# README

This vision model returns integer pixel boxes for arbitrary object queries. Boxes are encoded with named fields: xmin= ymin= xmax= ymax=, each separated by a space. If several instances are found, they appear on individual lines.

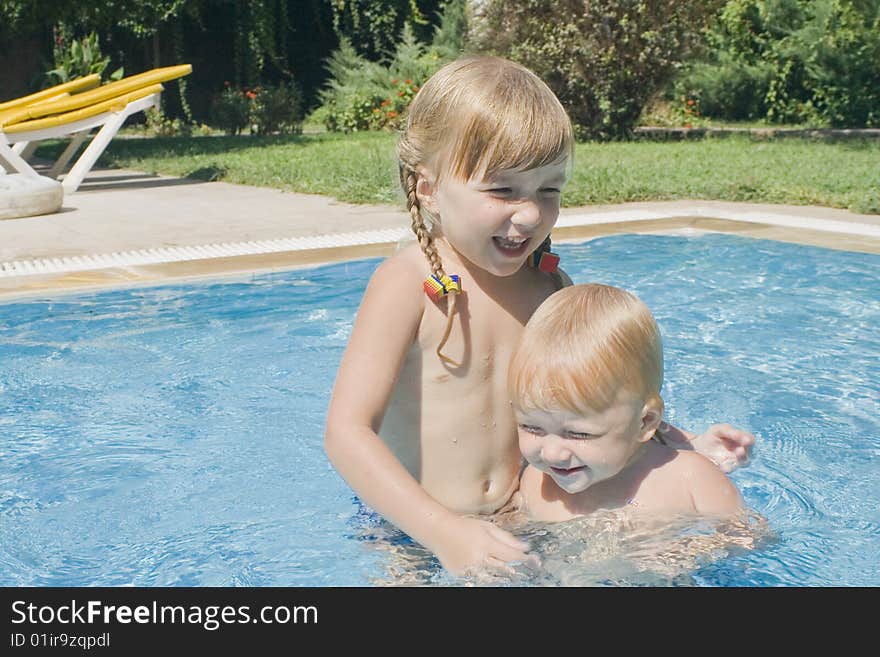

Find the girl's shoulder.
xmin=368 ymin=243 xmax=429 ymax=293
xmin=351 ymin=245 xmax=430 ymax=329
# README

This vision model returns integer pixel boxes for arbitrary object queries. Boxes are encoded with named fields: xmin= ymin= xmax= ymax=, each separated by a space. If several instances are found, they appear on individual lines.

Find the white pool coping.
xmin=556 ymin=208 xmax=880 ymax=237
xmin=2 ymin=206 xmax=879 ymax=280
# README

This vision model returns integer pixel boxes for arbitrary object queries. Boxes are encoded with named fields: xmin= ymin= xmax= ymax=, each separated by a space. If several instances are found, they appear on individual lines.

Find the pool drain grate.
xmin=0 ymin=227 xmax=409 ymax=278
xmin=2 ymin=209 xmax=878 ymax=279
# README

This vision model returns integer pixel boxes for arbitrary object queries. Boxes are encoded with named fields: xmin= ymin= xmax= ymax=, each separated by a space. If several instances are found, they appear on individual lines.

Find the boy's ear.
xmin=638 ymin=402 xmax=663 ymax=443
xmin=415 ymin=167 xmax=439 ymax=214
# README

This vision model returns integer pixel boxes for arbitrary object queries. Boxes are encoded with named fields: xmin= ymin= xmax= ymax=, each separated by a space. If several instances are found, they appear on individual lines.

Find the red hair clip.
xmin=528 ymin=242 xmax=559 ymax=273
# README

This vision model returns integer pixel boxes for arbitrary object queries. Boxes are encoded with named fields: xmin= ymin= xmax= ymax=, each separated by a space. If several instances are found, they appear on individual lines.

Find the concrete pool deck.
xmin=1 ymin=164 xmax=879 ymax=300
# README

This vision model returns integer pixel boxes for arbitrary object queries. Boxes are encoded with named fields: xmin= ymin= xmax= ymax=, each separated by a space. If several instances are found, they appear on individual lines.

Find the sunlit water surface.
xmin=1 ymin=233 xmax=877 ymax=586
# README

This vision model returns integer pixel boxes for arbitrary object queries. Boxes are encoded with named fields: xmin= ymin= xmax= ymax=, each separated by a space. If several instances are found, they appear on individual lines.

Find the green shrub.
xmin=211 ymin=81 xmax=305 ymax=135
xmin=249 ymin=82 xmax=304 ymax=135
xmin=313 ymin=23 xmax=452 ymax=133
xmin=807 ymin=1 xmax=880 ymax=127
xmin=676 ymin=0 xmax=880 ymax=127
xmin=144 ymin=107 xmax=192 ymax=137
xmin=212 ymin=85 xmax=252 ymax=135
xmin=312 ymin=39 xmax=390 ymax=132
xmin=324 ymin=92 xmax=385 ymax=132
xmin=470 ymin=0 xmax=724 ymax=140
xmin=675 ymin=55 xmax=775 ymax=121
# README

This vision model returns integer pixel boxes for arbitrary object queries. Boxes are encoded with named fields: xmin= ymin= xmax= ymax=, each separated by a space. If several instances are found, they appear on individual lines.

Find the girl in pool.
xmin=324 ymin=56 xmax=754 ymax=576
xmin=510 ymin=283 xmax=743 ymax=522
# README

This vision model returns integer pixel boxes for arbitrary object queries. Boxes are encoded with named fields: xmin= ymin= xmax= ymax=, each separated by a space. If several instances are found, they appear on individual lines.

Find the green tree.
xmin=472 ymin=0 xmax=724 ymax=140
xmin=329 ymin=0 xmax=443 ymax=59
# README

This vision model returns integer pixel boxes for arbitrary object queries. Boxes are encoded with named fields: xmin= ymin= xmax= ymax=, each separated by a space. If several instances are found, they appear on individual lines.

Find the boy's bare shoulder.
xmin=658 ymin=448 xmax=743 ymax=516
xmin=652 ymin=448 xmax=725 ymax=480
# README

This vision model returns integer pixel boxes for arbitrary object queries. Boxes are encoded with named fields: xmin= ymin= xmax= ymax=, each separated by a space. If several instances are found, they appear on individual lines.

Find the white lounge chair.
xmin=0 ymin=64 xmax=192 ymax=194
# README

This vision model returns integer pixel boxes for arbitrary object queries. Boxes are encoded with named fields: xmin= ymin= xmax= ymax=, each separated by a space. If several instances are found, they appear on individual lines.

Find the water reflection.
xmin=364 ymin=508 xmax=773 ymax=587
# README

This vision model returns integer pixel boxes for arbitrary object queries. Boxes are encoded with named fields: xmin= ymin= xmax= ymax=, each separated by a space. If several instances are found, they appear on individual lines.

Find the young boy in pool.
xmin=510 ymin=283 xmax=743 ymax=521
xmin=325 ymin=56 xmax=753 ymax=577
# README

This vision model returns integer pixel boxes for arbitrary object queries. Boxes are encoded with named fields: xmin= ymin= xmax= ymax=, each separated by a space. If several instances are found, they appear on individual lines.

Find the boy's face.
xmin=416 ymin=159 xmax=568 ymax=277
xmin=515 ymin=389 xmax=660 ymax=494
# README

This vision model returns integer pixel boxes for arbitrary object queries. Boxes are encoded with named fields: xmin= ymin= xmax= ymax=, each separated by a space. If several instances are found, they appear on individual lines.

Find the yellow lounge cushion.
xmin=0 ymin=74 xmax=101 ymax=113
xmin=2 ymin=84 xmax=164 ymax=134
xmin=0 ymin=65 xmax=191 ymax=129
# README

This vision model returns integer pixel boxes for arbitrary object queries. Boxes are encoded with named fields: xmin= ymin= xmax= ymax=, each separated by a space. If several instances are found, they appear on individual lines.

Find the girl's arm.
xmin=324 ymin=255 xmax=533 ymax=576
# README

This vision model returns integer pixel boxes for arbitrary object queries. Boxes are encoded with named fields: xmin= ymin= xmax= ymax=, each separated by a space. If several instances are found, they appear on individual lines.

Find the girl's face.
xmin=515 ymin=390 xmax=660 ymax=494
xmin=418 ymin=160 xmax=569 ymax=277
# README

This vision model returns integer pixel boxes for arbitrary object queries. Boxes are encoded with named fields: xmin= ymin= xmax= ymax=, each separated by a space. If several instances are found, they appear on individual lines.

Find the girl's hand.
xmin=433 ymin=517 xmax=539 ymax=578
xmin=689 ymin=423 xmax=756 ymax=473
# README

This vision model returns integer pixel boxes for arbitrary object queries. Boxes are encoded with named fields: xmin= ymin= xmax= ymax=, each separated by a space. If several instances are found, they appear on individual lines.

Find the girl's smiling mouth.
xmin=492 ymin=236 xmax=531 ymax=257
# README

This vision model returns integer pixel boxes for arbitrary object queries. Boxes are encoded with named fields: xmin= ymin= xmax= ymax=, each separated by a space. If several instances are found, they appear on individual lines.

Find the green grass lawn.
xmin=39 ymin=131 xmax=880 ymax=214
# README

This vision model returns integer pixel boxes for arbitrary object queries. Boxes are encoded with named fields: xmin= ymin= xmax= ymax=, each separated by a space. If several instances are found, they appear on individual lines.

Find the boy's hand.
xmin=689 ymin=423 xmax=756 ymax=473
xmin=433 ymin=517 xmax=539 ymax=577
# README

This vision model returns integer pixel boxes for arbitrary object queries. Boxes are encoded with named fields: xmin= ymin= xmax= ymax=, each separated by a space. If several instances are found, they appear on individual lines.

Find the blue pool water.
xmin=1 ymin=232 xmax=878 ymax=586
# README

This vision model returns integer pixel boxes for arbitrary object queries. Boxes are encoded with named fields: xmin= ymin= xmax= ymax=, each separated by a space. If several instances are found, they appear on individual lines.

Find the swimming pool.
xmin=1 ymin=232 xmax=877 ymax=586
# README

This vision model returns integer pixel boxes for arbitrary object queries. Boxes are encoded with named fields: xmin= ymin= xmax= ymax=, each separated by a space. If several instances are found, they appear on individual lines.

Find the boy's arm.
xmin=324 ymin=256 xmax=533 ymax=576
xmin=659 ymin=422 xmax=755 ymax=473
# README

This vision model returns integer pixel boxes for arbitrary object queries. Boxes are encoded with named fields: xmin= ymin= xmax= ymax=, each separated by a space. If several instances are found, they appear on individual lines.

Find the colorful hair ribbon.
xmin=423 ymin=273 xmax=461 ymax=302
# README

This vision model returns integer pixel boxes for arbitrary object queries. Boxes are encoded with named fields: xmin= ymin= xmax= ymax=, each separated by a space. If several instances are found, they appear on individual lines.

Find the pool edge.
xmin=1 ymin=212 xmax=878 ymax=301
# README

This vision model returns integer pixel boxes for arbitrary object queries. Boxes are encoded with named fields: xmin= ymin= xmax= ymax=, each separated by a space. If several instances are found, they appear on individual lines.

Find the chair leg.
xmin=19 ymin=142 xmax=39 ymax=160
xmin=61 ymin=112 xmax=127 ymax=193
xmin=49 ymin=131 xmax=90 ymax=178
xmin=0 ymin=140 xmax=41 ymax=178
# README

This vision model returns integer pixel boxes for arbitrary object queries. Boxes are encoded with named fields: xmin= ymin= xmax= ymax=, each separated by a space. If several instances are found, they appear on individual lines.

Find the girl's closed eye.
xmin=565 ymin=431 xmax=595 ymax=440
xmin=518 ymin=424 xmax=545 ymax=436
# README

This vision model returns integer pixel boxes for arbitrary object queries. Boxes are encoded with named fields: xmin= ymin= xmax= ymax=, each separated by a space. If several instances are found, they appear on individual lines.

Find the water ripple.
xmin=1 ymin=234 xmax=878 ymax=586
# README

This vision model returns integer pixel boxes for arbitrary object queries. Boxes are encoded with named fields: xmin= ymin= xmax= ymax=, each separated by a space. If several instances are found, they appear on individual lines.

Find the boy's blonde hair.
xmin=397 ymin=56 xmax=574 ymax=364
xmin=509 ymin=283 xmax=664 ymax=413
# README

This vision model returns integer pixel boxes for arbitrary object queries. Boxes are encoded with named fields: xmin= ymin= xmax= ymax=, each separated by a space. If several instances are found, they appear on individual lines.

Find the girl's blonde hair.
xmin=397 ymin=56 xmax=574 ymax=364
xmin=509 ymin=284 xmax=664 ymax=414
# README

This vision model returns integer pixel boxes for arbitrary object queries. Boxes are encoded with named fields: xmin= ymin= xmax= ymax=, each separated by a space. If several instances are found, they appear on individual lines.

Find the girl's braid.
xmin=403 ymin=166 xmax=445 ymax=279
xmin=401 ymin=164 xmax=461 ymax=367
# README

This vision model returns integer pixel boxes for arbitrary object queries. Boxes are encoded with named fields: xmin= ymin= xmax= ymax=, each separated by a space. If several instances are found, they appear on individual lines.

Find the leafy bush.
xmin=675 ymin=0 xmax=880 ymax=127
xmin=211 ymin=81 xmax=305 ymax=135
xmin=212 ymin=85 xmax=252 ymax=135
xmin=675 ymin=54 xmax=775 ymax=122
xmin=313 ymin=40 xmax=389 ymax=132
xmin=144 ymin=107 xmax=192 ymax=137
xmin=471 ymin=0 xmax=724 ymax=140
xmin=45 ymin=26 xmax=123 ymax=86
xmin=313 ymin=23 xmax=452 ymax=133
xmin=249 ymin=82 xmax=304 ymax=135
